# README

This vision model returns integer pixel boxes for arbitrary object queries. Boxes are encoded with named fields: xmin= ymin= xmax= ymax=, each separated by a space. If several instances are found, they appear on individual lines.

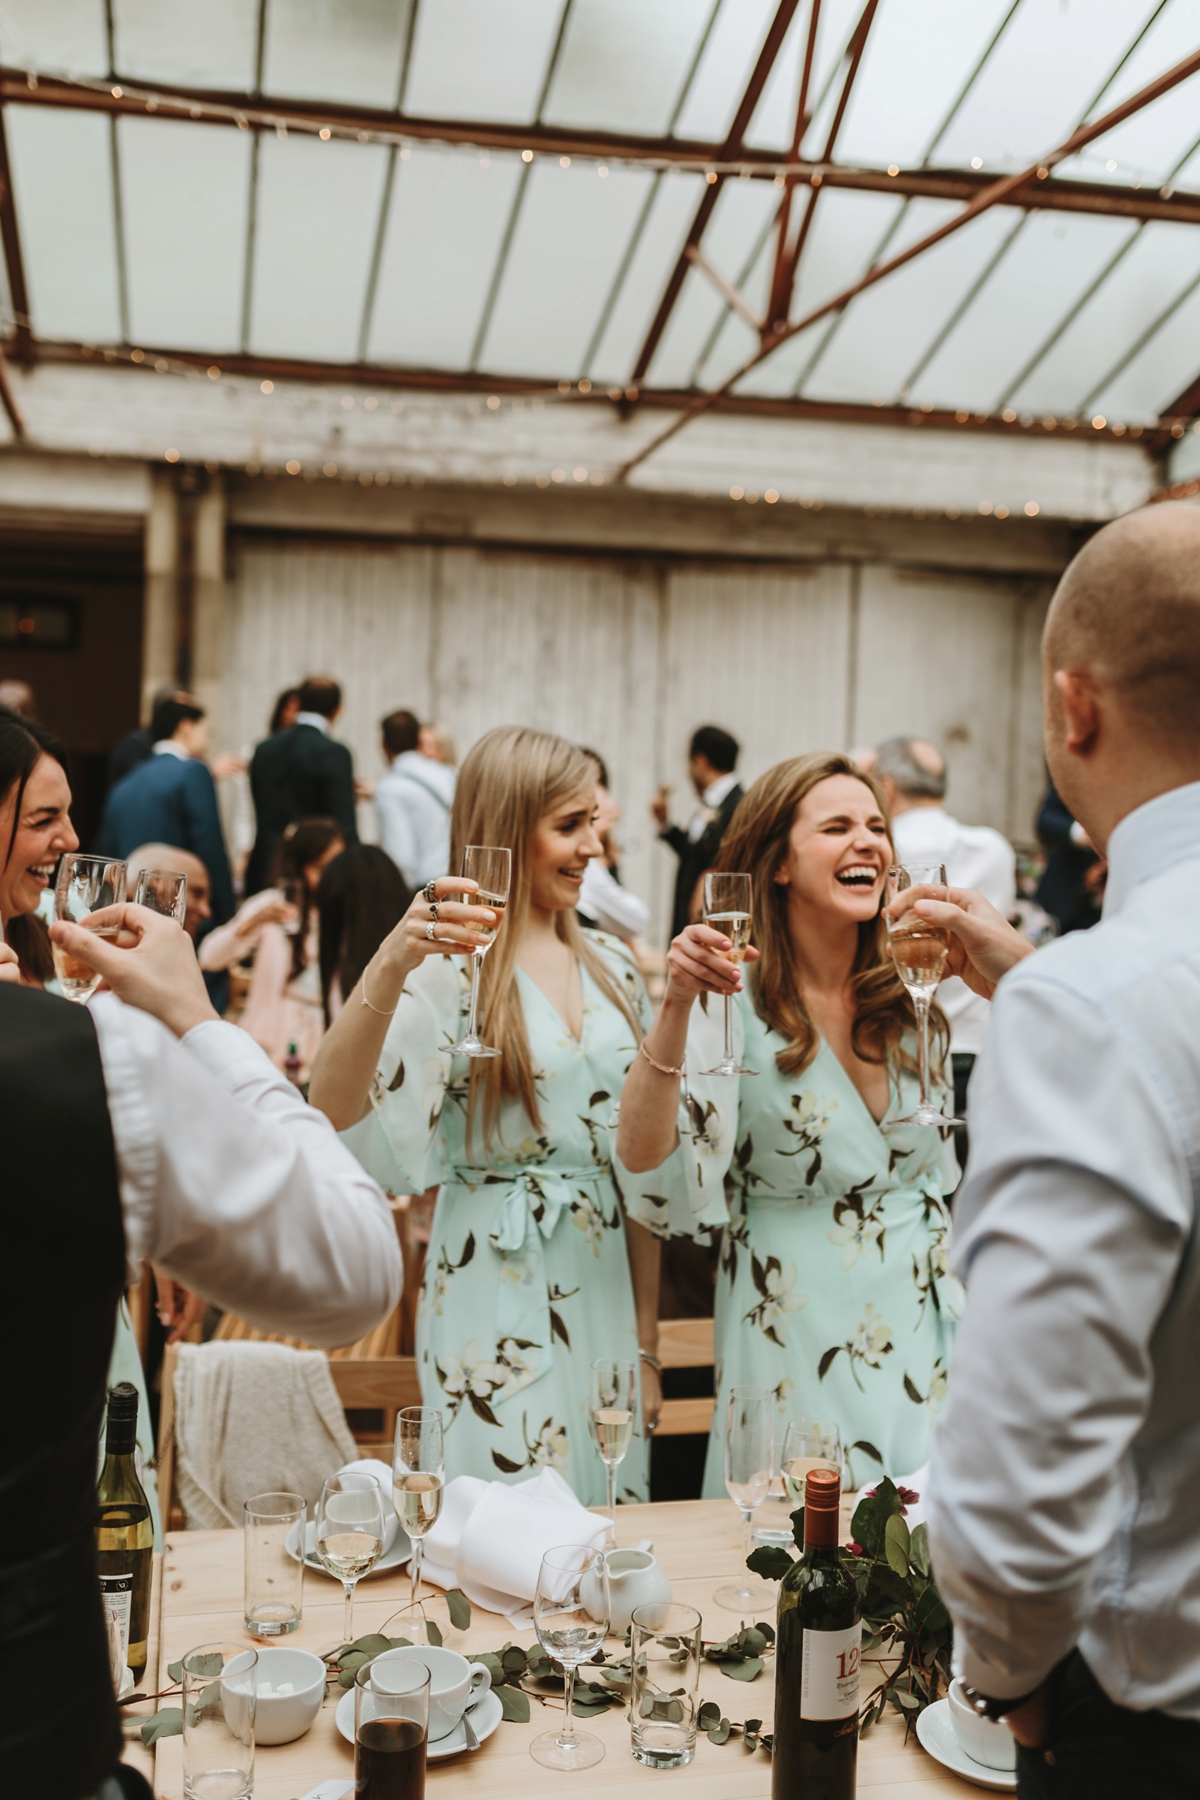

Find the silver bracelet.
xmin=638 ymin=1348 xmax=662 ymax=1373
xmin=360 ymin=967 xmax=398 ymax=1018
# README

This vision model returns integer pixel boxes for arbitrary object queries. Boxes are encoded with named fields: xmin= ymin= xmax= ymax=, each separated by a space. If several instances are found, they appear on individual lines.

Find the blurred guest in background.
xmin=316 ymin=842 xmax=411 ymax=1024
xmin=0 ymin=679 xmax=35 ymax=716
xmin=652 ymin=724 xmax=743 ymax=939
xmin=1035 ymin=778 xmax=1102 ymax=933
xmin=268 ymin=685 xmax=302 ymax=736
xmin=99 ymin=696 xmax=234 ymax=924
xmin=419 ymin=720 xmax=457 ymax=766
xmin=246 ymin=676 xmax=357 ymax=893
xmin=125 ymin=843 xmax=211 ymax=943
xmin=374 ymin=708 xmax=456 ymax=889
xmin=577 ymin=748 xmax=651 ymax=944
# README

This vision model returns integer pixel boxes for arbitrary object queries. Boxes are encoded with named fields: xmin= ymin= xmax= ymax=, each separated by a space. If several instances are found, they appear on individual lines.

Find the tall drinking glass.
xmin=355 ymin=1656 xmax=430 ymax=1800
xmin=714 ymin=1385 xmax=774 ymax=1611
xmin=134 ymin=868 xmax=188 ymax=925
xmin=447 ymin=845 xmax=511 ymax=1057
xmin=243 ymin=1492 xmax=305 ymax=1636
xmin=530 ymin=1545 xmax=610 ymax=1771
xmin=630 ymin=1600 xmax=703 ymax=1768
xmin=181 ymin=1641 xmax=256 ymax=1800
xmin=52 ymin=854 xmax=126 ymax=1001
xmin=315 ymin=1472 xmax=385 ymax=1643
xmin=393 ymin=1406 xmax=445 ymax=1610
xmin=885 ymin=862 xmax=964 ymax=1128
xmin=700 ymin=871 xmax=755 ymax=1077
xmin=588 ymin=1357 xmax=636 ymax=1541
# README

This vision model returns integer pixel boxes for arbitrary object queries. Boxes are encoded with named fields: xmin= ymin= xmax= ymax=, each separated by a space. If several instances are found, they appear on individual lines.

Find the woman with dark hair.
xmin=316 ymin=843 xmax=411 ymax=1024
xmin=617 ymin=752 xmax=961 ymax=1494
xmin=269 ymin=687 xmax=302 ymax=736
xmin=0 ymin=705 xmax=77 ymax=984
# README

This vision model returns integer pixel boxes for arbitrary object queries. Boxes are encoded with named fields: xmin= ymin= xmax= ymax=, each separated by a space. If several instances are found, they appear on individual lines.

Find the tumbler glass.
xmin=181 ymin=1641 xmax=256 ymax=1800
xmin=243 ymin=1492 xmax=305 ymax=1636
xmin=133 ymin=867 xmax=188 ymax=925
xmin=355 ymin=1655 xmax=430 ymax=1800
xmin=630 ymin=1601 xmax=703 ymax=1769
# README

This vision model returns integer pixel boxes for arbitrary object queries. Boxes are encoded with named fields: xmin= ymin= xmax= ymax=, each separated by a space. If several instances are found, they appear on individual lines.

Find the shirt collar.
xmin=1102 ymin=780 xmax=1200 ymax=919
xmin=295 ymin=711 xmax=331 ymax=736
xmin=702 ymin=772 xmax=738 ymax=808
xmin=152 ymin=739 xmax=190 ymax=760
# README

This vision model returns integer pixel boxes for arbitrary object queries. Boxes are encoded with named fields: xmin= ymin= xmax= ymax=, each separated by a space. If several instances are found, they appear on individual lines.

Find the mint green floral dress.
xmin=616 ymin=986 xmax=962 ymax=1495
xmin=359 ymin=935 xmax=652 ymax=1507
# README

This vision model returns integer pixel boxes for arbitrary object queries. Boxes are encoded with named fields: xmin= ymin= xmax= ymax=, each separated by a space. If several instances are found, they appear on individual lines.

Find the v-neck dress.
xmin=615 ymin=986 xmax=962 ymax=1493
xmin=360 ymin=934 xmax=652 ymax=1506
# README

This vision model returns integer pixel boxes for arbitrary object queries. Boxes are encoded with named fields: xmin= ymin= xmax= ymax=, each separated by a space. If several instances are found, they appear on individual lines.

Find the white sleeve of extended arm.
xmin=375 ymin=785 xmax=421 ymax=889
xmin=91 ymin=996 xmax=402 ymax=1349
xmin=926 ymin=972 xmax=1188 ymax=1698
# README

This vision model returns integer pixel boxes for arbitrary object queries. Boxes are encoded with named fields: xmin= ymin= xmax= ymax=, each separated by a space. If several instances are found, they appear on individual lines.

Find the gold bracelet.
xmin=639 ymin=1041 xmax=685 ymax=1078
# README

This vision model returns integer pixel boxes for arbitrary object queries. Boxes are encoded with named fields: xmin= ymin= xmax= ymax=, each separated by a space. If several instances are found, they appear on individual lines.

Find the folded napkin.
xmin=422 ymin=1468 xmax=608 ymax=1625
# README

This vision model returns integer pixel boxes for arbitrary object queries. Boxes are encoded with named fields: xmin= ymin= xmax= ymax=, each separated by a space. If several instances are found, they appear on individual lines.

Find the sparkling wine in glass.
xmin=885 ymin=862 xmax=963 ymax=1128
xmin=315 ymin=1471 xmax=385 ymax=1643
xmin=715 ymin=1385 xmax=775 ymax=1611
xmin=700 ymin=871 xmax=756 ymax=1077
xmin=781 ymin=1417 xmax=844 ymax=1526
xmin=52 ymin=854 xmax=126 ymax=1002
xmin=393 ymin=1405 xmax=445 ymax=1611
xmin=530 ymin=1545 xmax=610 ymax=1771
xmin=588 ymin=1358 xmax=636 ymax=1542
xmin=133 ymin=868 xmax=187 ymax=925
xmin=447 ymin=845 xmax=511 ymax=1058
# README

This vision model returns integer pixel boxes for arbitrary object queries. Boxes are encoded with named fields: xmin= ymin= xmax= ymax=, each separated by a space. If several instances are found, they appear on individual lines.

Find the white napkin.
xmin=420 ymin=1468 xmax=608 ymax=1626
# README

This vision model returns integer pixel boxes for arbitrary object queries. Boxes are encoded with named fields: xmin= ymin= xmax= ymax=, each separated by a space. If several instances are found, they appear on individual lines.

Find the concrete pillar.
xmin=141 ymin=469 xmax=179 ymax=722
xmin=191 ymin=475 xmax=227 ymax=747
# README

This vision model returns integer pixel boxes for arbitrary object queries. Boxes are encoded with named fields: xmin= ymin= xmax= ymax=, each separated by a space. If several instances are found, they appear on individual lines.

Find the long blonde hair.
xmin=716 ymin=751 xmax=945 ymax=1078
xmin=451 ymin=726 xmax=643 ymax=1149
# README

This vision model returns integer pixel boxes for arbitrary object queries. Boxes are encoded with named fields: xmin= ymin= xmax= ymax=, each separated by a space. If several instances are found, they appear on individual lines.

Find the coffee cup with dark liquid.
xmin=355 ymin=1657 xmax=430 ymax=1799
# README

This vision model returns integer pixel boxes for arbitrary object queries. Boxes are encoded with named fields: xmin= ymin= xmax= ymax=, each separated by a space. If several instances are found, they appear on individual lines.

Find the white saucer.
xmin=334 ymin=1683 xmax=503 ymax=1759
xmin=915 ymin=1698 xmax=1017 ymax=1791
xmin=286 ymin=1519 xmax=411 ymax=1582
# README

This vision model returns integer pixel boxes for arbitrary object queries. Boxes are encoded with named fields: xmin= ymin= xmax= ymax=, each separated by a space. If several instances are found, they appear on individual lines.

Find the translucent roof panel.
xmin=111 ymin=0 xmax=259 ymax=91
xmin=5 ymin=104 xmax=121 ymax=343
xmin=261 ymin=0 xmax=416 ymax=110
xmin=367 ymin=149 xmax=522 ymax=370
xmin=403 ymin=0 xmax=565 ymax=124
xmin=481 ymin=159 xmax=663 ymax=378
xmin=646 ymin=177 xmax=779 ymax=387
xmin=247 ymin=134 xmax=391 ymax=362
xmin=585 ymin=172 xmax=707 ymax=384
xmin=0 ymin=0 xmax=108 ymax=77
xmin=119 ymin=117 xmax=250 ymax=352
xmin=1089 ymin=272 xmax=1200 ymax=420
xmin=542 ymin=0 xmax=717 ymax=137
xmin=1053 ymin=1 xmax=1200 ymax=189
xmin=672 ymin=0 xmax=778 ymax=143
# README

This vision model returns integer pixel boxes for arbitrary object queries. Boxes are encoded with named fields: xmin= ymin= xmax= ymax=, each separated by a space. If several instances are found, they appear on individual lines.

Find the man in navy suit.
xmin=100 ymin=698 xmax=234 ymax=923
xmin=245 ymin=675 xmax=358 ymax=893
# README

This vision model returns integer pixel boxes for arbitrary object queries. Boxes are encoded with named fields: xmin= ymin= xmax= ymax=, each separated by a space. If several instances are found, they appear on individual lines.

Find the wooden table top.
xmin=148 ymin=1498 xmax=979 ymax=1798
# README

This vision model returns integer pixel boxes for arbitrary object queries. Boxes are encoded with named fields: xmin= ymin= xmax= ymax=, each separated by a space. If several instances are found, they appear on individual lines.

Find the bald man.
xmin=126 ymin=843 xmax=211 ymax=941
xmin=923 ymin=502 xmax=1200 ymax=1798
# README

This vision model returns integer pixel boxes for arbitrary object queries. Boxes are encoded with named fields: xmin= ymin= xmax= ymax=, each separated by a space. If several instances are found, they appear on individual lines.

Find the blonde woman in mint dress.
xmin=310 ymin=727 xmax=660 ymax=1507
xmin=617 ymin=752 xmax=961 ymax=1494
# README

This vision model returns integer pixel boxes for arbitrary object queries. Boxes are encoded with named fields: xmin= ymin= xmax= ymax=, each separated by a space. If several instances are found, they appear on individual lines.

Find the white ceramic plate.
xmin=915 ymin=1698 xmax=1017 ymax=1791
xmin=285 ymin=1518 xmax=411 ymax=1581
xmin=335 ymin=1683 xmax=503 ymax=1760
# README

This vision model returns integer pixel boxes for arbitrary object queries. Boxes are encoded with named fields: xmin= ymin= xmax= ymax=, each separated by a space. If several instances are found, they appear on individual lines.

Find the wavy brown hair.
xmin=715 ymin=751 xmax=945 ymax=1079
xmin=452 ymin=725 xmax=642 ymax=1150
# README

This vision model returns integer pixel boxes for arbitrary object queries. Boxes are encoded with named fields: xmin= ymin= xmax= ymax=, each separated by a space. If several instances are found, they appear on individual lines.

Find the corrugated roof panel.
xmin=543 ymin=0 xmax=716 ymax=137
xmin=647 ymin=177 xmax=778 ymax=386
xmin=403 ymin=0 xmax=565 ymax=125
xmin=111 ymin=0 xmax=259 ymax=90
xmin=262 ymin=0 xmax=415 ymax=109
xmin=585 ymin=172 xmax=707 ymax=384
xmin=0 ymin=0 xmax=107 ymax=76
xmin=1088 ymin=274 xmax=1200 ymax=419
xmin=6 ymin=103 xmax=121 ymax=342
xmin=672 ymin=0 xmax=778 ymax=143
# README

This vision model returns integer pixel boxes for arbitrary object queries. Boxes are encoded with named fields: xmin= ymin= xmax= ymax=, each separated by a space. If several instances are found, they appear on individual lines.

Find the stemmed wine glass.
xmin=315 ymin=1471 xmax=386 ymax=1643
xmin=588 ymin=1358 xmax=636 ymax=1542
xmin=700 ymin=871 xmax=756 ymax=1077
xmin=781 ymin=1417 xmax=844 ymax=1512
xmin=885 ymin=862 xmax=964 ymax=1128
xmin=714 ymin=1385 xmax=775 ymax=1611
xmin=393 ymin=1405 xmax=445 ymax=1610
xmin=530 ymin=1545 xmax=611 ymax=1771
xmin=52 ymin=854 xmax=127 ymax=1001
xmin=448 ymin=845 xmax=511 ymax=1057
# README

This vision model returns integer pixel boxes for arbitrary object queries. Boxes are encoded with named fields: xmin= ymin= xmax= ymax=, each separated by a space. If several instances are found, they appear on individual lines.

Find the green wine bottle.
xmin=772 ymin=1466 xmax=860 ymax=1798
xmin=96 ymin=1382 xmax=154 ymax=1678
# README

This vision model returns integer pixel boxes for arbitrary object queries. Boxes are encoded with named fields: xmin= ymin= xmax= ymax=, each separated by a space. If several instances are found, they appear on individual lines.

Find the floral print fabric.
xmin=363 ymin=936 xmax=652 ymax=1506
xmin=616 ymin=988 xmax=962 ymax=1493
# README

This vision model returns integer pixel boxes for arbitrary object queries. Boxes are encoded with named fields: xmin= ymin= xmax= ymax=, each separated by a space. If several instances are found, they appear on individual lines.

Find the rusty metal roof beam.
xmin=0 ymin=106 xmax=31 ymax=365
xmin=765 ymin=0 xmax=823 ymax=336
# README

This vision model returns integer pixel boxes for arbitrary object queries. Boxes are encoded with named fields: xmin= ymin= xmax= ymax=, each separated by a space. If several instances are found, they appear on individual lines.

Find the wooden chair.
xmin=655 ymin=1317 xmax=715 ymax=1437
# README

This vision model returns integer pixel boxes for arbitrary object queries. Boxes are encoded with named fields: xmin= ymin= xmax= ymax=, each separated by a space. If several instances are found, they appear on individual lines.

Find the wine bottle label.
xmin=99 ymin=1572 xmax=133 ymax=1666
xmin=800 ymin=1622 xmax=861 ymax=1720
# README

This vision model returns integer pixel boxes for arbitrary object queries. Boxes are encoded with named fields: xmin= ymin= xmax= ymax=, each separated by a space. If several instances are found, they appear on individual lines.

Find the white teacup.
xmin=372 ymin=1644 xmax=491 ymax=1742
xmin=947 ymin=1678 xmax=1017 ymax=1771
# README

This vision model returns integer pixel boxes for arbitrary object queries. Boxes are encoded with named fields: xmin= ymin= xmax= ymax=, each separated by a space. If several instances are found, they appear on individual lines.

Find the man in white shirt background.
xmin=872 ymin=734 xmax=1016 ymax=1154
xmin=374 ymin=708 xmax=456 ymax=891
xmin=914 ymin=500 xmax=1200 ymax=1797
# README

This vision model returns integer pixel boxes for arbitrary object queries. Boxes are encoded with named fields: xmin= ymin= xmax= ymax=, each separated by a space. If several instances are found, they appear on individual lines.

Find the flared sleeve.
xmin=614 ymin=991 xmax=739 ymax=1243
xmin=364 ymin=954 xmax=467 ymax=1194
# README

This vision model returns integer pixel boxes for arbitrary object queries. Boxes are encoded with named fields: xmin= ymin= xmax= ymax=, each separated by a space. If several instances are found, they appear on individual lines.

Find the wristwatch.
xmin=960 ymin=1682 xmax=1040 ymax=1723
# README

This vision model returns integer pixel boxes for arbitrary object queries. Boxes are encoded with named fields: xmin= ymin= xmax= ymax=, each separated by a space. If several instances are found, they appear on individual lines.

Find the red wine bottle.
xmin=771 ymin=1466 xmax=860 ymax=1798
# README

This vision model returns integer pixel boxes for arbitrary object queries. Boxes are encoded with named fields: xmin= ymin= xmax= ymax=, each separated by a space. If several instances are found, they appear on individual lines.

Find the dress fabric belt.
xmin=449 ymin=1163 xmax=611 ymax=1396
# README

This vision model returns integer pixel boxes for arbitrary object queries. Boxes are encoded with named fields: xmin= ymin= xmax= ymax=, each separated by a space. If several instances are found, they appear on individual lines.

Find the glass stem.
xmin=343 ymin=1581 xmax=355 ymax=1643
xmin=723 ymin=993 xmax=734 ymax=1067
xmin=741 ymin=1507 xmax=753 ymax=1571
xmin=606 ymin=1461 xmax=617 ymax=1541
xmin=466 ymin=954 xmax=482 ymax=1043
xmin=915 ymin=994 xmax=930 ymax=1110
xmin=410 ymin=1536 xmax=422 ymax=1609
xmin=560 ymin=1664 xmax=578 ymax=1747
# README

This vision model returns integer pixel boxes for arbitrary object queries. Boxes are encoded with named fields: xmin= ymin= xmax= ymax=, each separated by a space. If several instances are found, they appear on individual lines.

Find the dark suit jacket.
xmin=1035 ymin=781 xmax=1100 ymax=934
xmin=245 ymin=722 xmax=358 ymax=893
xmin=99 ymin=751 xmax=234 ymax=922
xmin=660 ymin=782 xmax=744 ymax=941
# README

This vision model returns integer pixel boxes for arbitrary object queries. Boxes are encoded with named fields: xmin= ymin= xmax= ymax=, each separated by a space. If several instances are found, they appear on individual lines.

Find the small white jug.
xmin=583 ymin=1540 xmax=673 ymax=1634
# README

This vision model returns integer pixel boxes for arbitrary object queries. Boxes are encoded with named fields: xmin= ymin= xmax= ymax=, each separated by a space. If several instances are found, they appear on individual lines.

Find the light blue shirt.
xmin=929 ymin=781 xmax=1200 ymax=1718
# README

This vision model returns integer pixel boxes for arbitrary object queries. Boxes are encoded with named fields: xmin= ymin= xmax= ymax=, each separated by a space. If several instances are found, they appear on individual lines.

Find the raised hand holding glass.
xmin=700 ymin=871 xmax=756 ymax=1077
xmin=52 ymin=854 xmax=126 ymax=1001
xmin=885 ymin=862 xmax=963 ymax=1128
xmin=447 ymin=845 xmax=511 ymax=1057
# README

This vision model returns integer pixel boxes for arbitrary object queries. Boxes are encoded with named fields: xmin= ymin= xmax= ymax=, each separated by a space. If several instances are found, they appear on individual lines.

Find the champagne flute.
xmin=588 ymin=1357 xmax=636 ymax=1542
xmin=781 ymin=1417 xmax=843 ymax=1533
xmin=447 ymin=845 xmax=511 ymax=1057
xmin=885 ymin=861 xmax=964 ymax=1128
xmin=315 ymin=1471 xmax=385 ymax=1644
xmin=393 ymin=1405 xmax=444 ymax=1611
xmin=700 ymin=871 xmax=756 ymax=1077
xmin=52 ymin=854 xmax=126 ymax=1001
xmin=714 ymin=1385 xmax=775 ymax=1611
xmin=530 ymin=1545 xmax=610 ymax=1771
xmin=133 ymin=868 xmax=187 ymax=925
